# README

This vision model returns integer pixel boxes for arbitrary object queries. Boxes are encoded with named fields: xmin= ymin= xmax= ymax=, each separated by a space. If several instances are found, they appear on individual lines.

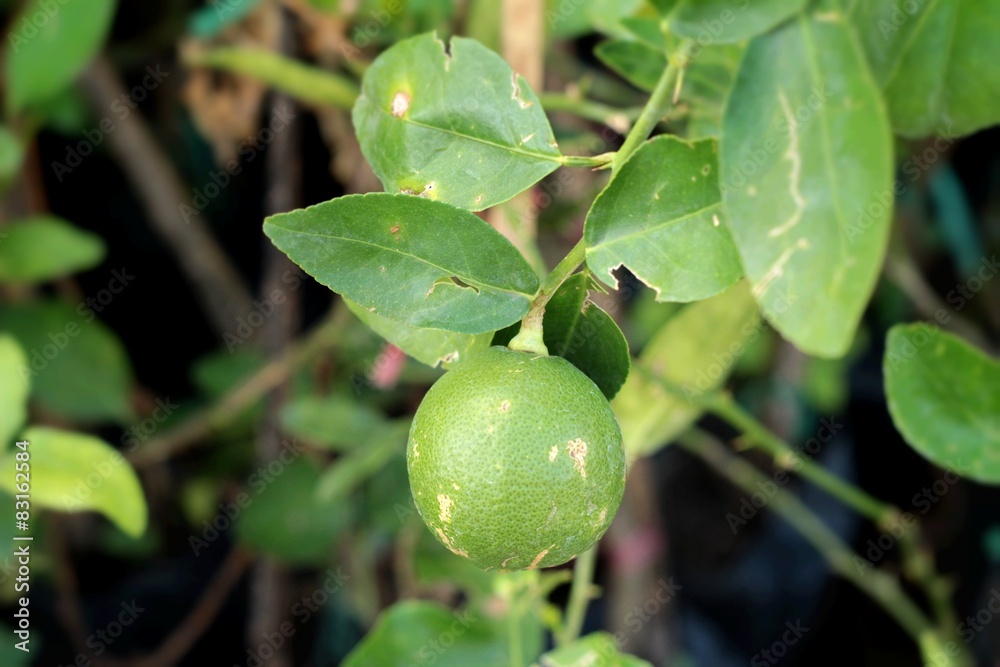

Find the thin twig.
xmin=556 ymin=545 xmax=597 ymax=647
xmin=77 ymin=56 xmax=255 ymax=339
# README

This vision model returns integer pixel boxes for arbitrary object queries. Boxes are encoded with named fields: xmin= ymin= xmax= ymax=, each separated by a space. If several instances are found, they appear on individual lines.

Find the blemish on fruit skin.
xmin=528 ymin=545 xmax=555 ymax=570
xmin=391 ymin=91 xmax=410 ymax=117
xmin=548 ymin=445 xmax=559 ymax=461
xmin=412 ymin=441 xmax=419 ymax=458
xmin=435 ymin=526 xmax=451 ymax=547
xmin=598 ymin=508 xmax=607 ymax=525
xmin=437 ymin=494 xmax=453 ymax=523
xmin=501 ymin=555 xmax=516 ymax=569
xmin=500 ymin=400 xmax=511 ymax=412
xmin=566 ymin=438 xmax=588 ymax=478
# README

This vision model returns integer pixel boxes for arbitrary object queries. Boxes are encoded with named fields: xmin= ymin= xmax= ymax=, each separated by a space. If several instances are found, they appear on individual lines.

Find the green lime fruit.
xmin=407 ymin=346 xmax=626 ymax=571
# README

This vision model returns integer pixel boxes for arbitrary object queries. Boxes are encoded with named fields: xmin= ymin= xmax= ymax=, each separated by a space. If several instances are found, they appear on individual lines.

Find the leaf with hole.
xmin=264 ymin=193 xmax=540 ymax=334
xmin=345 ymin=297 xmax=492 ymax=369
xmin=0 ymin=427 xmax=147 ymax=537
xmin=884 ymin=324 xmax=1000 ymax=485
xmin=613 ymin=282 xmax=759 ymax=458
xmin=586 ymin=136 xmax=742 ymax=302
xmin=720 ymin=3 xmax=893 ymax=358
xmin=353 ymin=32 xmax=562 ymax=211
xmin=851 ymin=0 xmax=1000 ymax=138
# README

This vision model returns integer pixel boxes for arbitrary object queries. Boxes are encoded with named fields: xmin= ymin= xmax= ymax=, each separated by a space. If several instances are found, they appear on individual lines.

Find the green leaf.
xmin=187 ymin=0 xmax=262 ymax=38
xmin=536 ymin=632 xmax=653 ymax=667
xmin=316 ymin=421 xmax=408 ymax=501
xmin=345 ymin=297 xmax=492 ymax=369
xmin=850 ymin=0 xmax=1000 ymax=138
xmin=185 ymin=47 xmax=358 ymax=110
xmin=884 ymin=324 xmax=1000 ymax=485
xmin=0 ymin=335 xmax=29 ymax=445
xmin=0 ymin=427 xmax=147 ymax=537
xmin=542 ymin=274 xmax=630 ymax=400
xmin=676 ymin=43 xmax=744 ymax=139
xmin=0 ymin=126 xmax=24 ymax=183
xmin=5 ymin=0 xmax=117 ymax=113
xmin=353 ymin=32 xmax=562 ymax=211
xmin=342 ymin=601 xmax=507 ymax=667
xmin=595 ymin=40 xmax=665 ymax=92
xmin=586 ymin=135 xmax=742 ymax=302
xmin=613 ymin=282 xmax=759 ymax=458
xmin=620 ymin=17 xmax=667 ymax=49
xmin=264 ymin=193 xmax=540 ymax=334
xmin=235 ymin=458 xmax=350 ymax=564
xmin=670 ymin=0 xmax=806 ymax=44
xmin=720 ymin=5 xmax=893 ymax=358
xmin=0 ymin=216 xmax=105 ymax=283
xmin=280 ymin=394 xmax=385 ymax=451
xmin=0 ymin=626 xmax=31 ymax=666
xmin=0 ymin=301 xmax=134 ymax=422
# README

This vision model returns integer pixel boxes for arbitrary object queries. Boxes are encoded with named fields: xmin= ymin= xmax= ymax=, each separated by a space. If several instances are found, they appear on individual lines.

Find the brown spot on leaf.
xmin=391 ymin=91 xmax=410 ymax=117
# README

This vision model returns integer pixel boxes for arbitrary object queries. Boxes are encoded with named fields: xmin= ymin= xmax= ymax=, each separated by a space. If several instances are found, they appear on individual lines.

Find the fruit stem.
xmin=611 ymin=39 xmax=693 ymax=177
xmin=508 ymin=238 xmax=587 ymax=356
xmin=556 ymin=544 xmax=598 ymax=647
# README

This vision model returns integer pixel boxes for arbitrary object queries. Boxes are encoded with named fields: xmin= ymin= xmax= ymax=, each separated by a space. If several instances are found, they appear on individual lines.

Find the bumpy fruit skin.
xmin=407 ymin=346 xmax=626 ymax=571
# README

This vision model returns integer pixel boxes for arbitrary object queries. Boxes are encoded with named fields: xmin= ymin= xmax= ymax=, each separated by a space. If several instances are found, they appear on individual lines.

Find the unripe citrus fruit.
xmin=407 ymin=346 xmax=626 ymax=570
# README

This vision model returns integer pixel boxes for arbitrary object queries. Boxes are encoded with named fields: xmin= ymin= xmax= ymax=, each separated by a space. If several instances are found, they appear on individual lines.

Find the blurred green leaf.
xmin=670 ymin=0 xmax=805 ymax=44
xmin=342 ymin=600 xmax=507 ymax=667
xmin=0 ymin=335 xmax=28 ymax=445
xmin=0 ymin=625 xmax=31 ymax=666
xmin=280 ymin=394 xmax=385 ymax=451
xmin=264 ymin=193 xmax=540 ymax=334
xmin=885 ymin=324 xmax=1000 ymax=484
xmin=619 ymin=17 xmax=666 ymax=49
xmin=316 ymin=421 xmax=408 ymax=501
xmin=353 ymin=33 xmax=561 ymax=211
xmin=851 ymin=0 xmax=1000 ymax=138
xmin=346 ymin=297 xmax=492 ymax=369
xmin=595 ymin=40 xmax=664 ymax=91
xmin=586 ymin=136 xmax=742 ymax=302
xmin=187 ymin=0 xmax=262 ymax=38
xmin=0 ymin=426 xmax=147 ymax=537
xmin=536 ymin=632 xmax=653 ymax=666
xmin=5 ymin=0 xmax=117 ymax=113
xmin=542 ymin=274 xmax=630 ymax=400
xmin=0 ymin=301 xmax=134 ymax=422
xmin=185 ymin=47 xmax=358 ymax=109
xmin=613 ymin=282 xmax=759 ymax=457
xmin=720 ymin=2 xmax=893 ymax=358
xmin=677 ymin=43 xmax=744 ymax=139
xmin=0 ymin=126 xmax=23 ymax=183
xmin=236 ymin=457 xmax=350 ymax=564
xmin=0 ymin=216 xmax=105 ymax=283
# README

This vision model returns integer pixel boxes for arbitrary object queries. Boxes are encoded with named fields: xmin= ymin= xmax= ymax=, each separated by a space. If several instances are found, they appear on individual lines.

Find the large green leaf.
xmin=265 ymin=194 xmax=539 ymax=334
xmin=850 ymin=0 xmax=1000 ymax=138
xmin=235 ymin=458 xmax=350 ymax=564
xmin=586 ymin=136 xmax=742 ymax=302
xmin=0 ymin=301 xmax=134 ymax=422
xmin=353 ymin=33 xmax=562 ymax=211
xmin=537 ymin=632 xmax=653 ymax=667
xmin=279 ymin=394 xmax=385 ymax=451
xmin=0 ymin=336 xmax=29 ymax=445
xmin=345 ymin=297 xmax=492 ymax=369
xmin=542 ymin=273 xmax=630 ymax=400
xmin=342 ymin=601 xmax=507 ymax=667
xmin=885 ymin=324 xmax=1000 ymax=484
xmin=670 ymin=0 xmax=806 ymax=43
xmin=0 ymin=217 xmax=105 ymax=283
xmin=613 ymin=282 xmax=759 ymax=458
xmin=720 ymin=4 xmax=893 ymax=358
xmin=0 ymin=427 xmax=147 ymax=537
xmin=184 ymin=47 xmax=358 ymax=109
xmin=5 ymin=0 xmax=117 ymax=113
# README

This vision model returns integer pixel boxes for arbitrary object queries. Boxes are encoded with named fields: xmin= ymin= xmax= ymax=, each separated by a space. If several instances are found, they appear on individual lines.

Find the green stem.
xmin=611 ymin=40 xmax=692 ymax=177
xmin=559 ymin=154 xmax=617 ymax=168
xmin=556 ymin=545 xmax=597 ymax=647
xmin=677 ymin=431 xmax=939 ymax=646
xmin=508 ymin=239 xmax=587 ymax=356
xmin=508 ymin=599 xmax=524 ymax=667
